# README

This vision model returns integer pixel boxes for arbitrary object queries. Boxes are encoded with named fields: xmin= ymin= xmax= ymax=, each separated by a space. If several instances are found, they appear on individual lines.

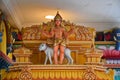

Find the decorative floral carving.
xmin=22 ymin=21 xmax=95 ymax=41
xmin=19 ymin=66 xmax=32 ymax=80
xmin=22 ymin=25 xmax=41 ymax=40
xmin=75 ymin=26 xmax=95 ymax=41
xmin=82 ymin=67 xmax=97 ymax=80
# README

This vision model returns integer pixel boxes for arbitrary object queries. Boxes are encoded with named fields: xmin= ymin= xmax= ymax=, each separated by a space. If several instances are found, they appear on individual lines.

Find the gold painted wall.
xmin=22 ymin=43 xmax=87 ymax=65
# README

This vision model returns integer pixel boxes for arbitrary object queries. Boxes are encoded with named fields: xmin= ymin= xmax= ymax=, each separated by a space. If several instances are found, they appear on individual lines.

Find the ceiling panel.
xmin=1 ymin=0 xmax=120 ymax=28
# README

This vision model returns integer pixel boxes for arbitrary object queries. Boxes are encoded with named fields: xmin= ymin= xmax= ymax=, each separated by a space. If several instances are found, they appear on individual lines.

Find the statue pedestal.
xmin=13 ymin=47 xmax=32 ymax=65
xmin=2 ymin=65 xmax=113 ymax=80
xmin=85 ymin=51 xmax=103 ymax=65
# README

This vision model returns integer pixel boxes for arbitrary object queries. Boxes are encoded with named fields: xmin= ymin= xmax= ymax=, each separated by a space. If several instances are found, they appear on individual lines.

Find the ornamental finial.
xmin=54 ymin=11 xmax=62 ymax=21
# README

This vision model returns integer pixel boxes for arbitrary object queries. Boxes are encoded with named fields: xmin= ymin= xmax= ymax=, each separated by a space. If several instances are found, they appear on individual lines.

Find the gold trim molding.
xmin=2 ymin=65 xmax=114 ymax=80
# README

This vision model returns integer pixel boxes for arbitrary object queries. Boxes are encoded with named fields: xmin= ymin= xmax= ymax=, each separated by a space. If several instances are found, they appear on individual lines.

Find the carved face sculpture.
xmin=54 ymin=11 xmax=62 ymax=27
xmin=55 ymin=20 xmax=61 ymax=26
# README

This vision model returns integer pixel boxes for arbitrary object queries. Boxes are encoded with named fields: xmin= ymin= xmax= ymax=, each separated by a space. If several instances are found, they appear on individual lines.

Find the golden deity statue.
xmin=42 ymin=11 xmax=74 ymax=64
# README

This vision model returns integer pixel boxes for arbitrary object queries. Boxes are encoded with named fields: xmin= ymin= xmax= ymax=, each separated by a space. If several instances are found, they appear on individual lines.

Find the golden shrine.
xmin=1 ymin=17 xmax=114 ymax=80
xmin=13 ymin=47 xmax=32 ymax=65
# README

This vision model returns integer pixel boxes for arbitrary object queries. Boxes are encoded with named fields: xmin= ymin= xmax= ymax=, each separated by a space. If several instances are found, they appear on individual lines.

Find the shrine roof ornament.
xmin=54 ymin=11 xmax=62 ymax=21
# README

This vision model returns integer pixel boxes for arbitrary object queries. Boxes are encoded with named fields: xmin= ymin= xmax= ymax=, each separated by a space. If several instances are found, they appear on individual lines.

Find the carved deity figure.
xmin=42 ymin=12 xmax=74 ymax=64
xmin=113 ymin=28 xmax=120 ymax=50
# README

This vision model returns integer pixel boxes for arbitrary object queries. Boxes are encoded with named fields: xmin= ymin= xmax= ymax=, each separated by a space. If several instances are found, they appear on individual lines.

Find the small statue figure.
xmin=42 ymin=11 xmax=74 ymax=64
xmin=113 ymin=28 xmax=120 ymax=50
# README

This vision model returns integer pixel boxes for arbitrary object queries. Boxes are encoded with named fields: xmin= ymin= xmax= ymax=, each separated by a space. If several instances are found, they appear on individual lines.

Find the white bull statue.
xmin=39 ymin=43 xmax=73 ymax=65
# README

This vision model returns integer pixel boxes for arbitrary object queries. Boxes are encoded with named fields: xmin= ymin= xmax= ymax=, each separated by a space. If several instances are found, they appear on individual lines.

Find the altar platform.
xmin=2 ymin=65 xmax=114 ymax=80
xmin=1 ymin=22 xmax=115 ymax=80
